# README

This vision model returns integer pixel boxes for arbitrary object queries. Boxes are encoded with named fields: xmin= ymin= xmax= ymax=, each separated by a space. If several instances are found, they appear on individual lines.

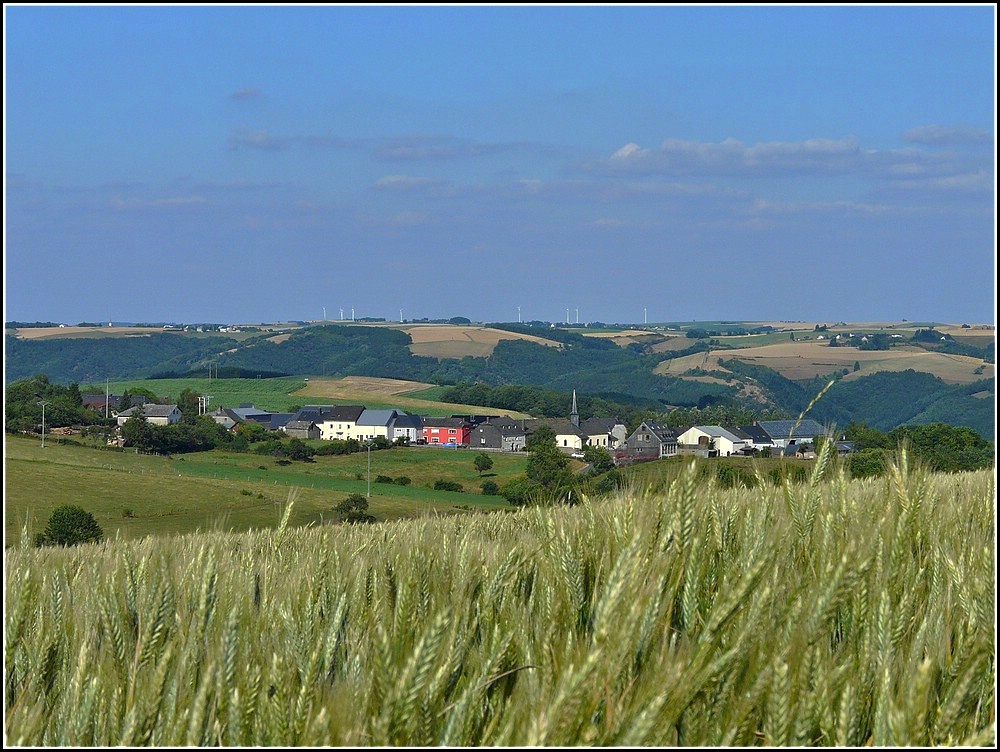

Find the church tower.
xmin=570 ymin=389 xmax=579 ymax=427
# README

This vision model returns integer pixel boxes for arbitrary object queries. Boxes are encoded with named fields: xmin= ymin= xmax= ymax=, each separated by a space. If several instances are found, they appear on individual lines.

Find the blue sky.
xmin=4 ymin=5 xmax=996 ymax=326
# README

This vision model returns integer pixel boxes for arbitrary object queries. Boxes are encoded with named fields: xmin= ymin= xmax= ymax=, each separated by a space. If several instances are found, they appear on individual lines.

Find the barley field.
xmin=5 ymin=448 xmax=995 ymax=746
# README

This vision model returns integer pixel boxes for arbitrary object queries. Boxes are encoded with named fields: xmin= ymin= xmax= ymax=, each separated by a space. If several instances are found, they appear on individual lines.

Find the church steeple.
xmin=570 ymin=389 xmax=579 ymax=427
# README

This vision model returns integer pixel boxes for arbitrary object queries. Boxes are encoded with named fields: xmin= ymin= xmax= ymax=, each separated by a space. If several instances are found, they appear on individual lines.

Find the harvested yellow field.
xmin=10 ymin=326 xmax=161 ymax=340
xmin=293 ymin=376 xmax=531 ymax=418
xmin=582 ymin=330 xmax=675 ymax=348
xmin=403 ymin=325 xmax=562 ymax=359
xmin=649 ymin=336 xmax=706 ymax=353
xmin=719 ymin=341 xmax=991 ymax=384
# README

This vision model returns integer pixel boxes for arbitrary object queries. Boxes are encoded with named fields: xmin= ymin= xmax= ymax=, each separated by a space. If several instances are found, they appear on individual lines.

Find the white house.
xmin=676 ymin=425 xmax=749 ymax=457
xmin=116 ymin=404 xmax=182 ymax=427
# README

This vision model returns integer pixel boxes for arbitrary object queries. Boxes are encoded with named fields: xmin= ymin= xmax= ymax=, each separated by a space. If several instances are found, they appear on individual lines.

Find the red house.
xmin=421 ymin=417 xmax=471 ymax=446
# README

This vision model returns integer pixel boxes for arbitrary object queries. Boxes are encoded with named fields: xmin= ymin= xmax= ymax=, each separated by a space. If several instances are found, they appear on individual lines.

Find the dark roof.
xmin=422 ymin=417 xmax=470 ymax=428
xmin=579 ymin=417 xmax=622 ymax=434
xmin=292 ymin=405 xmax=366 ymax=422
xmin=757 ymin=419 xmax=827 ymax=441
xmin=736 ymin=425 xmax=773 ymax=443
xmin=267 ymin=413 xmax=295 ymax=430
xmin=640 ymin=421 xmax=680 ymax=441
xmin=525 ymin=418 xmax=588 ymax=439
xmin=392 ymin=414 xmax=424 ymax=430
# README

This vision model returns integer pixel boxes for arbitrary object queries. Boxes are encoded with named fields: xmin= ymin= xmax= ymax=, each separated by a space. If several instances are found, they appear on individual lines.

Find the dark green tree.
xmin=526 ymin=426 xmax=569 ymax=486
xmin=177 ymin=388 xmax=201 ymax=423
xmin=480 ymin=480 xmax=499 ymax=495
xmin=336 ymin=493 xmax=376 ymax=524
xmin=120 ymin=407 xmax=155 ymax=451
xmin=581 ymin=444 xmax=615 ymax=473
xmin=473 ymin=452 xmax=494 ymax=476
xmin=34 ymin=505 xmax=104 ymax=547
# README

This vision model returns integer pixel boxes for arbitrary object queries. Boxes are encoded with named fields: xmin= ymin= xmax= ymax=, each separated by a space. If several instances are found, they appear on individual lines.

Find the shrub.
xmin=34 ymin=505 xmax=104 ymax=547
xmin=433 ymin=479 xmax=464 ymax=492
xmin=393 ymin=476 xmax=411 ymax=486
xmin=480 ymin=480 xmax=499 ymax=495
xmin=375 ymin=474 xmax=394 ymax=484
xmin=335 ymin=493 xmax=376 ymax=524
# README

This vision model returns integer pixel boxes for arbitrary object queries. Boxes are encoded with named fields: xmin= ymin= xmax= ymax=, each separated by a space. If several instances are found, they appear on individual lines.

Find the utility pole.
xmin=366 ymin=441 xmax=373 ymax=498
xmin=37 ymin=400 xmax=49 ymax=448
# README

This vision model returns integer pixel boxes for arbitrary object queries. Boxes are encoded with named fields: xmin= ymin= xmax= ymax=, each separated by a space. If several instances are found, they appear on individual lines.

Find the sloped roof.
xmin=757 ymin=419 xmax=827 ymax=441
xmin=688 ymin=425 xmax=746 ymax=444
xmin=357 ymin=408 xmax=402 ymax=427
xmin=641 ymin=421 xmax=680 ymax=442
xmin=736 ymin=425 xmax=773 ymax=443
xmin=422 ymin=417 xmax=469 ymax=428
xmin=118 ymin=404 xmax=179 ymax=418
xmin=579 ymin=417 xmax=623 ymax=435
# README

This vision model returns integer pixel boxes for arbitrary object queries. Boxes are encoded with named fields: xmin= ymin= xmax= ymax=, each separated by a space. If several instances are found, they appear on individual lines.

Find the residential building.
xmin=676 ymin=425 xmax=749 ymax=457
xmin=289 ymin=405 xmax=366 ymax=441
xmin=614 ymin=422 xmax=680 ymax=466
xmin=353 ymin=408 xmax=405 ymax=441
xmin=421 ymin=417 xmax=472 ymax=446
xmin=470 ymin=416 xmax=529 ymax=452
xmin=283 ymin=419 xmax=321 ymax=440
xmin=116 ymin=404 xmax=182 ymax=427
xmin=756 ymin=419 xmax=827 ymax=449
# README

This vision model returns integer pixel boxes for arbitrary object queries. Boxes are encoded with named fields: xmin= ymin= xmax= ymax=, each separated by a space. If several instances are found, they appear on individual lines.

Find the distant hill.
xmin=5 ymin=322 xmax=994 ymax=439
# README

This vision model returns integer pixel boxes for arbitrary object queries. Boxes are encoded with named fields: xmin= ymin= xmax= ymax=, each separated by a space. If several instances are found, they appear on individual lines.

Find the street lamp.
xmin=37 ymin=400 xmax=50 ymax=448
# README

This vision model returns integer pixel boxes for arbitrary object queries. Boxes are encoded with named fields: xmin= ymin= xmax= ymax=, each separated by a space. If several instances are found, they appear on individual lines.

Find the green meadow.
xmin=4 ymin=435 xmax=520 ymax=543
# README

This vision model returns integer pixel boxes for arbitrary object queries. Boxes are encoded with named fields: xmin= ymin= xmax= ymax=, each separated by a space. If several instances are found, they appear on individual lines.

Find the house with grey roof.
xmin=734 ymin=424 xmax=774 ymax=454
xmin=756 ymin=419 xmax=828 ymax=449
xmin=283 ymin=419 xmax=321 ymax=440
xmin=470 ymin=416 xmax=530 ymax=452
xmin=614 ymin=421 xmax=680 ymax=466
xmin=391 ymin=414 xmax=423 ymax=443
xmin=579 ymin=416 xmax=628 ymax=450
xmin=355 ymin=408 xmax=405 ymax=441
xmin=289 ymin=405 xmax=366 ymax=441
xmin=116 ymin=404 xmax=182 ymax=427
xmin=676 ymin=425 xmax=749 ymax=457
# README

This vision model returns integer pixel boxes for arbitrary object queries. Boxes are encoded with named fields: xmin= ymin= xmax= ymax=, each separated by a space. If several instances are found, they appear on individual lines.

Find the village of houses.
xmin=91 ymin=390 xmax=853 ymax=467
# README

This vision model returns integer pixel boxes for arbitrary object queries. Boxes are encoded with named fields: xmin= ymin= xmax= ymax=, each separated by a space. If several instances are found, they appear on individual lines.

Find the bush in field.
xmin=335 ymin=493 xmax=376 ymax=524
xmin=393 ymin=475 xmax=411 ymax=486
xmin=33 ymin=505 xmax=104 ymax=547
xmin=480 ymin=480 xmax=499 ymax=495
xmin=715 ymin=463 xmax=758 ymax=489
xmin=433 ymin=479 xmax=464 ymax=492
xmin=375 ymin=475 xmax=394 ymax=484
xmin=473 ymin=453 xmax=494 ymax=476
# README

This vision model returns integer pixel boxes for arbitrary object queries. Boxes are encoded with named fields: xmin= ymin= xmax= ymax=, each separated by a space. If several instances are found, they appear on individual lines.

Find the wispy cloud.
xmin=593 ymin=134 xmax=993 ymax=191
xmin=110 ymin=195 xmax=208 ymax=210
xmin=227 ymin=129 xmax=290 ymax=151
xmin=902 ymin=125 xmax=993 ymax=146
xmin=373 ymin=136 xmax=513 ymax=161
xmin=229 ymin=87 xmax=262 ymax=101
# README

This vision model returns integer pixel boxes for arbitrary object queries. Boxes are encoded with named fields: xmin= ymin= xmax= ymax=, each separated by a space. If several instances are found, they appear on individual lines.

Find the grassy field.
xmin=4 ymin=448 xmax=993 ymax=746
xmin=4 ymin=434 xmax=522 ymax=543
